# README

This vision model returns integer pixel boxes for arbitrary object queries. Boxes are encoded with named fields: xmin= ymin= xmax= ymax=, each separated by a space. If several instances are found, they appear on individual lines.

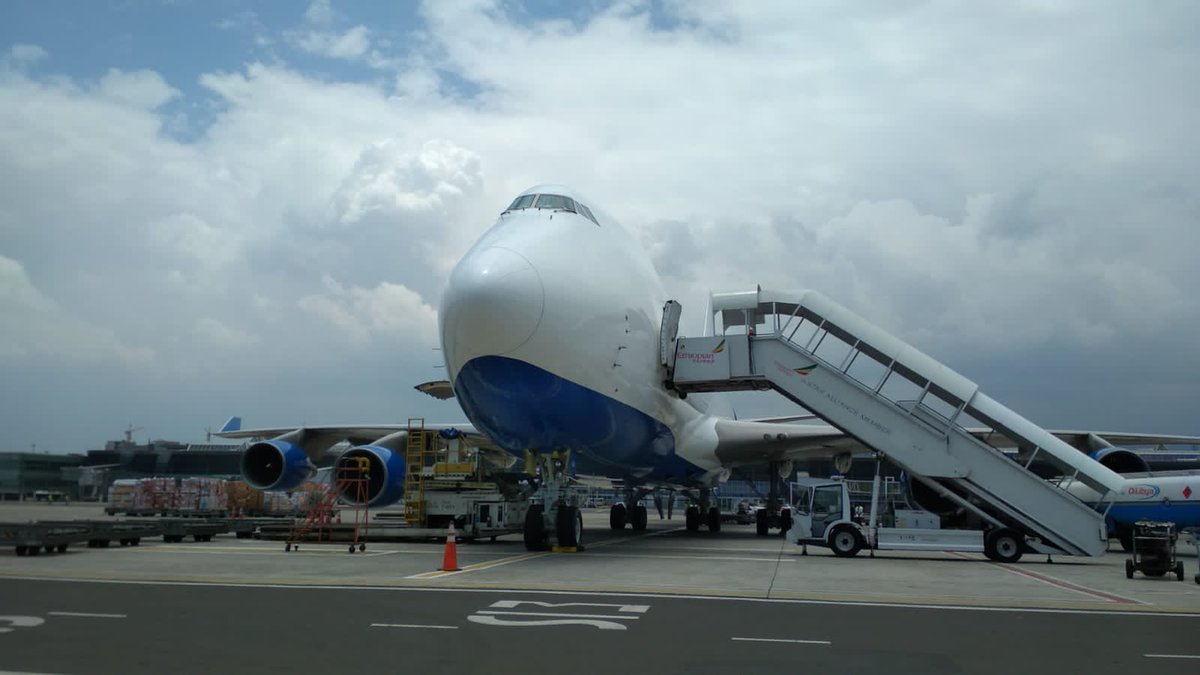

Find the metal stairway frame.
xmin=671 ymin=289 xmax=1119 ymax=557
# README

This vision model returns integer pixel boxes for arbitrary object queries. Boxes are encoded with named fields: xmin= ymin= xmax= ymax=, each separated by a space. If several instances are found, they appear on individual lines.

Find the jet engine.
xmin=337 ymin=442 xmax=408 ymax=507
xmin=240 ymin=439 xmax=316 ymax=491
xmin=1089 ymin=447 xmax=1149 ymax=474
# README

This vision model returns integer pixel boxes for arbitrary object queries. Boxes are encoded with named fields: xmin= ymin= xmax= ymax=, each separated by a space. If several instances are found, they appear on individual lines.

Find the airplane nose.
xmin=441 ymin=246 xmax=544 ymax=364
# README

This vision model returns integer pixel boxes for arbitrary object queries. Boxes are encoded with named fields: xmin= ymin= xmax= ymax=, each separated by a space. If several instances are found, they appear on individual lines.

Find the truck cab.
xmin=786 ymin=477 xmax=866 ymax=557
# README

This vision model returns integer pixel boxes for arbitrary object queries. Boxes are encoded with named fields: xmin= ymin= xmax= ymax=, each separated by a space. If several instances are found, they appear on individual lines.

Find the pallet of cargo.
xmin=1 ymin=521 xmax=95 ymax=556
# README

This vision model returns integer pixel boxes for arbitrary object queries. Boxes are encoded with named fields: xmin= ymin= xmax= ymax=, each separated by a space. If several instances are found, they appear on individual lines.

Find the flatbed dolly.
xmin=1 ymin=522 xmax=96 ymax=556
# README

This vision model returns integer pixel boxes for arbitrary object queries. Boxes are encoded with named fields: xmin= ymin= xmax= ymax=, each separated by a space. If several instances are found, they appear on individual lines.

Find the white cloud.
xmin=8 ymin=44 xmax=48 ymax=64
xmin=0 ymin=255 xmax=153 ymax=364
xmin=295 ymin=25 xmax=372 ymax=60
xmin=1 ymin=2 xmax=1198 ymax=449
xmin=98 ymin=69 xmax=179 ymax=109
xmin=298 ymin=276 xmax=438 ymax=345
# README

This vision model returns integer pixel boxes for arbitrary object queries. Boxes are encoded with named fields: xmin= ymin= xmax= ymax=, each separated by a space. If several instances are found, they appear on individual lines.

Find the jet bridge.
xmin=669 ymin=289 xmax=1123 ymax=557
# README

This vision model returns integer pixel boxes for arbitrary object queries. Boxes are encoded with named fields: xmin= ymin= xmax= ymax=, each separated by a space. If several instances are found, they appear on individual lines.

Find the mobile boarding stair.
xmin=669 ymin=289 xmax=1125 ymax=557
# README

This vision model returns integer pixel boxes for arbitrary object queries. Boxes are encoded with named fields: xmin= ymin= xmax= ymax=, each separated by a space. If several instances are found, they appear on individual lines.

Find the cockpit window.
xmin=578 ymin=204 xmax=599 ymax=226
xmin=533 ymin=194 xmax=575 ymax=211
xmin=503 ymin=193 xmax=600 ymax=226
xmin=507 ymin=194 xmax=536 ymax=211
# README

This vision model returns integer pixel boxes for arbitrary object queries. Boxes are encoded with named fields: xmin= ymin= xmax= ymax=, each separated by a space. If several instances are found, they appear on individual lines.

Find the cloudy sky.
xmin=1 ymin=0 xmax=1197 ymax=453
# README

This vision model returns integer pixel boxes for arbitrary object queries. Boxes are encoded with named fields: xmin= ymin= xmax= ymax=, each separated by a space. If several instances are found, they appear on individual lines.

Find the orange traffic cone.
xmin=440 ymin=522 xmax=461 ymax=571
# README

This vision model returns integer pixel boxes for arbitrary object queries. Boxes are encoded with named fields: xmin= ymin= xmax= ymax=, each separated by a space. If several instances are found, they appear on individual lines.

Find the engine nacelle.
xmin=241 ymin=440 xmax=316 ymax=491
xmin=337 ymin=445 xmax=407 ymax=507
xmin=1090 ymin=447 xmax=1149 ymax=474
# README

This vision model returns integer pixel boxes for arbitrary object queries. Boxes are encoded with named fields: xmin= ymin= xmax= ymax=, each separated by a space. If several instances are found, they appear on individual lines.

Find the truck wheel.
xmin=706 ymin=507 xmax=721 ymax=532
xmin=755 ymin=508 xmax=769 ymax=536
xmin=984 ymin=529 xmax=1023 ymax=563
xmin=609 ymin=503 xmax=627 ymax=530
xmin=523 ymin=505 xmax=547 ymax=551
xmin=830 ymin=526 xmax=863 ymax=558
xmin=1126 ymin=559 xmax=1134 ymax=579
xmin=685 ymin=506 xmax=700 ymax=532
xmin=779 ymin=507 xmax=793 ymax=537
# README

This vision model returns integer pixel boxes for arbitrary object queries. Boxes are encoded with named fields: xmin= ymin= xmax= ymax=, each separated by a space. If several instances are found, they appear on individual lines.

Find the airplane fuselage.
xmin=439 ymin=185 xmax=721 ymax=484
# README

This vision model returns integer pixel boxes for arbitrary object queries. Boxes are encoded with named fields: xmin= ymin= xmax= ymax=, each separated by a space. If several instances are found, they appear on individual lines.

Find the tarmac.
xmin=2 ymin=502 xmax=1199 ymax=674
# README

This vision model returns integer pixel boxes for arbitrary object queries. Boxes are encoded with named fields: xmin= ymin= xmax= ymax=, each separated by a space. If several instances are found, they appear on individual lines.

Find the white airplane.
xmin=221 ymin=184 xmax=1200 ymax=550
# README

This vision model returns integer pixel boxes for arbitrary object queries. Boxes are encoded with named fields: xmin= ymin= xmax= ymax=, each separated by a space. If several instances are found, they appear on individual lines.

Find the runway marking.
xmin=370 ymin=623 xmax=458 ymax=630
xmin=732 ymin=637 xmax=831 ymax=645
xmin=477 ymin=610 xmax=643 ymax=620
xmin=406 ymin=552 xmax=549 ymax=579
xmin=47 ymin=611 xmax=126 ymax=619
xmin=1144 ymin=654 xmax=1200 ymax=659
xmin=467 ymin=599 xmax=649 ymax=630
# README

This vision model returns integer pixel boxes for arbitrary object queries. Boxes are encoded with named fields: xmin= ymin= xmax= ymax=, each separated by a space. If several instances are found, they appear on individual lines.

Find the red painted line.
xmin=996 ymin=563 xmax=1143 ymax=605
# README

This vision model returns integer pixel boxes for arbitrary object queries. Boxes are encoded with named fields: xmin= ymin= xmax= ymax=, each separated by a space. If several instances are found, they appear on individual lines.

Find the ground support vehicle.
xmin=784 ymin=461 xmax=1036 ymax=563
xmin=1125 ymin=520 xmax=1184 ymax=581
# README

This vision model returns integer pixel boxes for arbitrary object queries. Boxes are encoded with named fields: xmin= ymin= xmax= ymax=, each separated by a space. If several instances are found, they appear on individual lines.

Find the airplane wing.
xmin=711 ymin=419 xmax=1200 ymax=468
xmin=215 ymin=420 xmax=496 ymax=457
xmin=713 ymin=419 xmax=863 ymax=466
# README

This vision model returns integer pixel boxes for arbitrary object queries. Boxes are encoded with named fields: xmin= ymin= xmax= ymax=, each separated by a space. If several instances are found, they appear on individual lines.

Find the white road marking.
xmin=47 ymin=611 xmax=126 ymax=619
xmin=1145 ymin=654 xmax=1200 ymax=659
xmin=0 ymin=615 xmax=45 ymax=633
xmin=467 ymin=615 xmax=629 ymax=630
xmin=476 ymin=610 xmax=641 ymax=620
xmin=732 ymin=637 xmax=832 ymax=645
xmin=370 ymin=623 xmax=458 ymax=630
xmin=489 ymin=600 xmax=648 ymax=613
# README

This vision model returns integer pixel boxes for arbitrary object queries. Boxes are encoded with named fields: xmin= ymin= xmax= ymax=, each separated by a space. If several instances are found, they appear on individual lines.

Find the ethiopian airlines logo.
xmin=712 ymin=340 xmax=726 ymax=353
xmin=793 ymin=363 xmax=817 ymax=376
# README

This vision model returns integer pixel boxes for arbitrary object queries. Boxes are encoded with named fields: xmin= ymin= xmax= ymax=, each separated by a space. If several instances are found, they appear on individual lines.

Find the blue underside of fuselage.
xmin=1101 ymin=501 xmax=1200 ymax=532
xmin=454 ymin=355 xmax=704 ymax=484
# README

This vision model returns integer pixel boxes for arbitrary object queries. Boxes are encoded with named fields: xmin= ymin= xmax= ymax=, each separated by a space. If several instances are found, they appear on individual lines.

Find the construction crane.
xmin=123 ymin=424 xmax=143 ymax=443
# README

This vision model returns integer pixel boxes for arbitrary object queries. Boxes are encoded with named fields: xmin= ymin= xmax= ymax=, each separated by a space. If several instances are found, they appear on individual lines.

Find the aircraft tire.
xmin=984 ymin=529 xmax=1023 ymax=564
xmin=830 ymin=526 xmax=863 ymax=558
xmin=755 ymin=508 xmax=769 ymax=536
xmin=631 ymin=504 xmax=648 ymax=531
xmin=706 ymin=507 xmax=721 ymax=532
xmin=524 ymin=505 xmax=548 ymax=551
xmin=685 ymin=506 xmax=700 ymax=532
xmin=1126 ymin=559 xmax=1134 ymax=579
xmin=1175 ymin=562 xmax=1184 ymax=581
xmin=609 ymin=503 xmax=627 ymax=530
xmin=1116 ymin=525 xmax=1133 ymax=553
xmin=557 ymin=506 xmax=583 ymax=548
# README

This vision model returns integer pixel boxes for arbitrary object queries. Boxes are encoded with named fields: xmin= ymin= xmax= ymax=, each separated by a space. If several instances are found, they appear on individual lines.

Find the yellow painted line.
xmin=407 ymin=551 xmax=550 ymax=579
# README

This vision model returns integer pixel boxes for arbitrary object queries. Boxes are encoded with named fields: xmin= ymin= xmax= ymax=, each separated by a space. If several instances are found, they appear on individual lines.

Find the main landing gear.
xmin=684 ymin=488 xmax=721 ymax=533
xmin=521 ymin=450 xmax=587 ymax=552
xmin=609 ymin=489 xmax=649 ymax=531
